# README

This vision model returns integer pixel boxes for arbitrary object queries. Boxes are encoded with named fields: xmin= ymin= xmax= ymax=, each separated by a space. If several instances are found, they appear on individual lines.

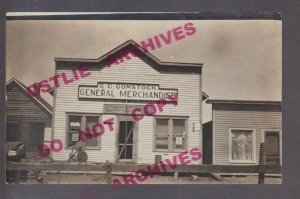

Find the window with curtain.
xmin=230 ymin=129 xmax=254 ymax=162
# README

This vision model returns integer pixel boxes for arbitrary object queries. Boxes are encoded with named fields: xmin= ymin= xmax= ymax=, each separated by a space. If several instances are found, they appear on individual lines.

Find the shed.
xmin=206 ymin=100 xmax=281 ymax=166
xmin=6 ymin=78 xmax=53 ymax=157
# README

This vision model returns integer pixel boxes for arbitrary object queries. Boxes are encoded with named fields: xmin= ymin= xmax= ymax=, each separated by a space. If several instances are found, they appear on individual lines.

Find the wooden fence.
xmin=6 ymin=144 xmax=281 ymax=184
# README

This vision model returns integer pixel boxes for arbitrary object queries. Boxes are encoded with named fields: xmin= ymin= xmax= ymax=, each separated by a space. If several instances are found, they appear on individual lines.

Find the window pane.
xmin=231 ymin=130 xmax=253 ymax=161
xmin=156 ymin=144 xmax=168 ymax=149
xmin=6 ymin=123 xmax=18 ymax=141
xmin=173 ymin=119 xmax=185 ymax=150
xmin=156 ymin=119 xmax=168 ymax=135
xmin=86 ymin=116 xmax=99 ymax=128
xmin=126 ymin=145 xmax=133 ymax=159
xmin=118 ymin=122 xmax=126 ymax=144
xmin=155 ymin=137 xmax=168 ymax=149
xmin=69 ymin=116 xmax=82 ymax=131
xmin=86 ymin=136 xmax=98 ymax=147
xmin=173 ymin=119 xmax=185 ymax=135
xmin=68 ymin=133 xmax=80 ymax=147
xmin=68 ymin=116 xmax=82 ymax=147
xmin=86 ymin=116 xmax=99 ymax=147
xmin=155 ymin=119 xmax=168 ymax=150
xmin=29 ymin=123 xmax=45 ymax=149
xmin=118 ymin=144 xmax=133 ymax=159
xmin=126 ymin=122 xmax=134 ymax=144
xmin=118 ymin=145 xmax=126 ymax=159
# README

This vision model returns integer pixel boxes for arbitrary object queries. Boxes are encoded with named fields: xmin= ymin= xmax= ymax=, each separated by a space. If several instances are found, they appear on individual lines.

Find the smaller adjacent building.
xmin=206 ymin=100 xmax=281 ymax=166
xmin=6 ymin=78 xmax=53 ymax=157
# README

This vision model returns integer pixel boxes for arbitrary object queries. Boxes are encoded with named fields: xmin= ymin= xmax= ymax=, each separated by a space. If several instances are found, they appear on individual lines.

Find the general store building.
xmin=52 ymin=40 xmax=207 ymax=164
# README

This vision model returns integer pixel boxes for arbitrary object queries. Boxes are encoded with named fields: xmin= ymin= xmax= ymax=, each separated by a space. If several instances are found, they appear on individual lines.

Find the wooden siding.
xmin=44 ymin=127 xmax=52 ymax=142
xmin=6 ymin=87 xmax=52 ymax=157
xmin=213 ymin=109 xmax=281 ymax=165
xmin=53 ymin=56 xmax=202 ymax=164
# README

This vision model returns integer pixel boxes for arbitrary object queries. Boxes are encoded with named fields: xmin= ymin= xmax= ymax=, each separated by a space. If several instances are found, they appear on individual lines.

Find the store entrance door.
xmin=117 ymin=117 xmax=137 ymax=162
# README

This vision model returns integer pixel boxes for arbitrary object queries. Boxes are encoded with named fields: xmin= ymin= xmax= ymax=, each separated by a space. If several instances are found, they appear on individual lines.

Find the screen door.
xmin=118 ymin=121 xmax=134 ymax=161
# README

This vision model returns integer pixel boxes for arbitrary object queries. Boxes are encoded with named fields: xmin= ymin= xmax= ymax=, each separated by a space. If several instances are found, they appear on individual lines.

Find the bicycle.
xmin=67 ymin=142 xmax=88 ymax=162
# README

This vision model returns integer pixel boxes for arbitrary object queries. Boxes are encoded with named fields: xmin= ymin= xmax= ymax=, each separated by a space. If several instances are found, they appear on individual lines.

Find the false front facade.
xmin=52 ymin=40 xmax=206 ymax=164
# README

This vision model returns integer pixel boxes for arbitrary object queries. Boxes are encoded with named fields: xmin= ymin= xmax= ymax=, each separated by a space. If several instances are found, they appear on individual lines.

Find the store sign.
xmin=104 ymin=104 xmax=144 ymax=114
xmin=78 ymin=82 xmax=178 ymax=101
xmin=70 ymin=122 xmax=80 ymax=127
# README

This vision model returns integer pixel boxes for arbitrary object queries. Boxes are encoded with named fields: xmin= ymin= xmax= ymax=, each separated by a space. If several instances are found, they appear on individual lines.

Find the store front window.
xmin=67 ymin=114 xmax=101 ymax=148
xmin=154 ymin=117 xmax=187 ymax=152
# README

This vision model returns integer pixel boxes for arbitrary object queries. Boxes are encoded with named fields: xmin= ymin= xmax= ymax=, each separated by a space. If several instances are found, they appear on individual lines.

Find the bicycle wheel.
xmin=77 ymin=151 xmax=88 ymax=162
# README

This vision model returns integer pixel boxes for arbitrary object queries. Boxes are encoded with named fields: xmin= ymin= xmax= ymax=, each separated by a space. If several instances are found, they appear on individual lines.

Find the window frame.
xmin=229 ymin=128 xmax=256 ymax=164
xmin=66 ymin=113 xmax=102 ymax=150
xmin=153 ymin=117 xmax=188 ymax=153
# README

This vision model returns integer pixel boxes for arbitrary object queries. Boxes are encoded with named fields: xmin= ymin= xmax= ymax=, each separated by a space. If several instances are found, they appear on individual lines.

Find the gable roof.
xmin=6 ymin=78 xmax=53 ymax=117
xmin=54 ymin=40 xmax=207 ymax=100
xmin=55 ymin=40 xmax=203 ymax=73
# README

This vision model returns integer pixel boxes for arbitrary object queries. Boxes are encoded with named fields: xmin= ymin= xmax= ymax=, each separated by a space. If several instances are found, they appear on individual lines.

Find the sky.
xmin=6 ymin=19 xmax=282 ymax=123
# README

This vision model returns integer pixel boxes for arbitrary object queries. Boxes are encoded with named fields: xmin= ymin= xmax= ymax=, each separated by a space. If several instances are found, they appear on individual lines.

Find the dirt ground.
xmin=17 ymin=173 xmax=281 ymax=184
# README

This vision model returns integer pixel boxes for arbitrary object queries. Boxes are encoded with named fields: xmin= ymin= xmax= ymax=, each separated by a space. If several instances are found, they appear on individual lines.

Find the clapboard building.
xmin=206 ymin=100 xmax=282 ymax=166
xmin=52 ymin=40 xmax=208 ymax=164
xmin=6 ymin=78 xmax=53 ymax=157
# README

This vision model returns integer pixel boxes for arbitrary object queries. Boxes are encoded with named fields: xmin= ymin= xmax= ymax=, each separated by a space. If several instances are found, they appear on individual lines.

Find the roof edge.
xmin=202 ymin=92 xmax=209 ymax=101
xmin=54 ymin=40 xmax=203 ymax=68
xmin=6 ymin=78 xmax=53 ymax=115
xmin=206 ymin=99 xmax=281 ymax=105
